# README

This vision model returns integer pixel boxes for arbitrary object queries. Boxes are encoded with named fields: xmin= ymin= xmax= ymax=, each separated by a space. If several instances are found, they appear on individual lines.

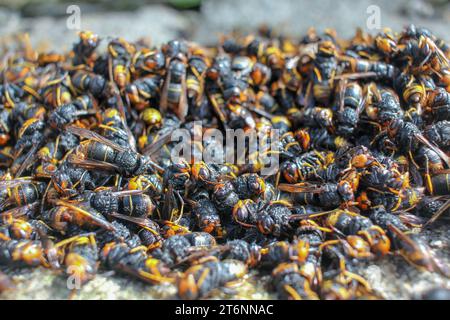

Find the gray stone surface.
xmin=0 ymin=0 xmax=449 ymax=49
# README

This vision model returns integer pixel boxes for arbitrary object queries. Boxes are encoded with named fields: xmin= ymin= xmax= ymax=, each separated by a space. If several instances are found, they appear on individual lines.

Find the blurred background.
xmin=0 ymin=0 xmax=449 ymax=50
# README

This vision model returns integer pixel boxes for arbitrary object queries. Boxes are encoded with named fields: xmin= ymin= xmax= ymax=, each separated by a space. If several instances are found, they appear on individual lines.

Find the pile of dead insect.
xmin=0 ymin=24 xmax=449 ymax=300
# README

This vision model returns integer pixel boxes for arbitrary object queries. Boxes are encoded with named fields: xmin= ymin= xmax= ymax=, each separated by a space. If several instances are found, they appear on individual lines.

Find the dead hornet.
xmin=48 ymin=95 xmax=97 ymax=130
xmin=426 ymin=87 xmax=450 ymax=121
xmin=232 ymin=173 xmax=266 ymax=200
xmin=387 ymin=118 xmax=449 ymax=161
xmin=279 ymin=180 xmax=357 ymax=209
xmin=320 ymin=264 xmax=375 ymax=300
xmin=187 ymin=196 xmax=221 ymax=235
xmin=233 ymin=199 xmax=294 ymax=237
xmin=50 ymin=161 xmax=99 ymax=197
xmin=0 ymin=177 xmax=46 ymax=211
xmin=109 ymin=213 xmax=163 ymax=250
xmin=260 ymin=222 xmax=325 ymax=281
xmin=333 ymin=80 xmax=365 ymax=137
xmin=423 ymin=121 xmax=450 ymax=150
xmin=414 ymin=196 xmax=449 ymax=225
xmin=86 ymin=188 xmax=155 ymax=218
xmin=311 ymin=40 xmax=338 ymax=105
xmin=125 ymin=75 xmax=162 ymax=111
xmin=374 ymin=28 xmax=398 ymax=56
xmin=427 ymin=173 xmax=450 ymax=196
xmin=71 ymin=70 xmax=109 ymax=99
xmin=40 ymin=72 xmax=73 ymax=108
xmin=152 ymin=232 xmax=216 ymax=267
xmin=364 ymin=186 xmax=424 ymax=212
xmin=131 ymin=48 xmax=165 ymax=77
xmin=364 ymin=85 xmax=404 ymax=126
xmin=340 ymin=55 xmax=396 ymax=81
xmin=71 ymin=30 xmax=100 ymax=67
xmin=0 ymin=239 xmax=45 ymax=267
xmin=125 ymin=173 xmax=164 ymax=201
xmin=388 ymin=223 xmax=449 ymax=277
xmin=398 ymin=35 xmax=449 ymax=75
xmin=217 ymin=240 xmax=261 ymax=267
xmin=12 ymin=117 xmax=47 ymax=176
xmin=42 ymin=199 xmax=115 ymax=233
xmin=182 ymin=239 xmax=261 ymax=268
xmin=280 ymin=150 xmax=334 ymax=183
xmin=393 ymin=73 xmax=427 ymax=127
xmin=186 ymin=50 xmax=209 ymax=107
xmin=67 ymin=126 xmax=163 ymax=177
xmin=310 ymin=209 xmax=391 ymax=257
xmin=95 ymin=219 xmax=141 ymax=249
xmin=106 ymin=38 xmax=135 ymax=88
xmin=0 ymin=271 xmax=14 ymax=293
xmin=418 ymin=288 xmax=450 ymax=300
xmin=189 ymin=161 xmax=237 ymax=189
